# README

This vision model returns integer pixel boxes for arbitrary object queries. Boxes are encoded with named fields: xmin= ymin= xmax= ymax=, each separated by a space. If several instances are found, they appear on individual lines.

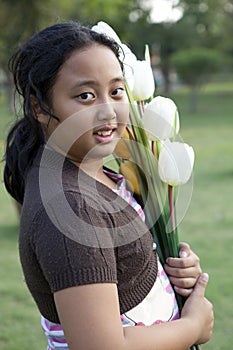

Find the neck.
xmin=78 ymin=159 xmax=104 ymax=179
xmin=72 ymin=158 xmax=117 ymax=190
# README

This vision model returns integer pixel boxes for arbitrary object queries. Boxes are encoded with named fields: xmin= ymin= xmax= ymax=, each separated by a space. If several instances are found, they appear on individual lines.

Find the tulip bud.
xmin=158 ymin=140 xmax=195 ymax=186
xmin=142 ymin=96 xmax=180 ymax=141
xmin=114 ymin=128 xmax=133 ymax=160
xmin=131 ymin=60 xmax=155 ymax=101
xmin=119 ymin=161 xmax=141 ymax=194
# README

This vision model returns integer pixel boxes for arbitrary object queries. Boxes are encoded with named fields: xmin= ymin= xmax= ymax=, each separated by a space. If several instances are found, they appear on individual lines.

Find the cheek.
xmin=117 ymin=102 xmax=129 ymax=126
xmin=68 ymin=132 xmax=91 ymax=159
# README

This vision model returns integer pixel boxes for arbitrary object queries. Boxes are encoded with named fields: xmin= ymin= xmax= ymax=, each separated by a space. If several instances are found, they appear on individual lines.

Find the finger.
xmin=166 ymin=257 xmax=191 ymax=268
xmin=166 ymin=253 xmax=201 ymax=270
xmin=164 ymin=264 xmax=198 ymax=279
xmin=193 ymin=273 xmax=209 ymax=297
xmin=179 ymin=242 xmax=190 ymax=258
xmin=169 ymin=276 xmax=196 ymax=289
xmin=174 ymin=286 xmax=193 ymax=298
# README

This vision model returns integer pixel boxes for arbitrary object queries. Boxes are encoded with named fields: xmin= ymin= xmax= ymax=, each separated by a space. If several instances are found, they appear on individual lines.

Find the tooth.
xmin=97 ymin=130 xmax=111 ymax=136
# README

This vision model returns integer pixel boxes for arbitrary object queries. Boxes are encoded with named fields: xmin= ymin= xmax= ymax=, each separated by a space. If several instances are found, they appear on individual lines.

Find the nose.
xmin=96 ymin=102 xmax=116 ymax=121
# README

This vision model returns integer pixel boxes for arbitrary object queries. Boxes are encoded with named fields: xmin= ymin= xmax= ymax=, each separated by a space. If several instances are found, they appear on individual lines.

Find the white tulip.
xmin=158 ymin=140 xmax=195 ymax=186
xmin=142 ymin=96 xmax=180 ymax=141
xmin=91 ymin=21 xmax=121 ymax=44
xmin=131 ymin=60 xmax=155 ymax=101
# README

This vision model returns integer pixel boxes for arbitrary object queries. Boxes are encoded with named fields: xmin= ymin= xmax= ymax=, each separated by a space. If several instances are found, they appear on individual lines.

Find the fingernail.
xmin=179 ymin=250 xmax=187 ymax=258
xmin=200 ymin=273 xmax=209 ymax=282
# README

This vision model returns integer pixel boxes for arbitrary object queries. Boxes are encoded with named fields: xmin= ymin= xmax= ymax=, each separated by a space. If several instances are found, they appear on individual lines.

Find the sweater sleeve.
xmin=31 ymin=190 xmax=118 ymax=293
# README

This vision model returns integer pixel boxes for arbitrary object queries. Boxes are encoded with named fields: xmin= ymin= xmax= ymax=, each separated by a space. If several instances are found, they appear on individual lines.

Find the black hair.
xmin=4 ymin=21 xmax=123 ymax=204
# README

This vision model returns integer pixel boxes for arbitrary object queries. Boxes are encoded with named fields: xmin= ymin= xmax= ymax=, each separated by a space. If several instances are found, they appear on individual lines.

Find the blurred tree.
xmin=0 ymin=0 xmax=151 ymax=109
xmin=132 ymin=0 xmax=233 ymax=94
xmin=171 ymin=47 xmax=225 ymax=111
xmin=177 ymin=0 xmax=233 ymax=52
xmin=56 ymin=0 xmax=150 ymax=43
xmin=0 ymin=0 xmax=54 ymax=109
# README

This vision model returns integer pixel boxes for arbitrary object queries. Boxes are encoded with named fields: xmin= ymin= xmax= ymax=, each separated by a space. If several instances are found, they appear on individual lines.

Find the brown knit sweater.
xmin=19 ymin=147 xmax=158 ymax=323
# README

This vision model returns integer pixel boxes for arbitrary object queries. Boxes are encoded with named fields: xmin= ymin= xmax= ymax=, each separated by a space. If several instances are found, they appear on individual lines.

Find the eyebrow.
xmin=70 ymin=76 xmax=125 ymax=91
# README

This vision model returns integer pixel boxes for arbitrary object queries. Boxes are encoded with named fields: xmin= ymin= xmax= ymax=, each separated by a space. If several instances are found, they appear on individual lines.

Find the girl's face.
xmin=42 ymin=44 xmax=129 ymax=165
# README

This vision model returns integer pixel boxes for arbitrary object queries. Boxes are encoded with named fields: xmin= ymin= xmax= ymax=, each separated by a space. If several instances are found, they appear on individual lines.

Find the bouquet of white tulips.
xmin=93 ymin=22 xmax=199 ymax=350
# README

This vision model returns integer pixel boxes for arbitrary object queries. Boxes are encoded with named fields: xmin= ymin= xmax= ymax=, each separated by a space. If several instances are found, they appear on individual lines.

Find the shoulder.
xmin=20 ymin=198 xmax=118 ymax=294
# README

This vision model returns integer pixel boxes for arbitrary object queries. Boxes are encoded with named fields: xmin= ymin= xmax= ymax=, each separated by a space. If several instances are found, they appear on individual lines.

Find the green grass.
xmin=0 ymin=82 xmax=233 ymax=349
xmin=0 ymin=97 xmax=46 ymax=349
xmin=171 ymin=85 xmax=233 ymax=349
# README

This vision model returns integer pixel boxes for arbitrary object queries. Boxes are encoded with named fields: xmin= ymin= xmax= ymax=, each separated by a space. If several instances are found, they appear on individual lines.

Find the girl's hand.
xmin=181 ymin=273 xmax=214 ymax=344
xmin=164 ymin=242 xmax=202 ymax=297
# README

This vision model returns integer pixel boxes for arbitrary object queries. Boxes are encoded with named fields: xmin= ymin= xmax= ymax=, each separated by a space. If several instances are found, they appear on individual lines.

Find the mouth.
xmin=93 ymin=126 xmax=117 ymax=143
xmin=96 ymin=129 xmax=114 ymax=136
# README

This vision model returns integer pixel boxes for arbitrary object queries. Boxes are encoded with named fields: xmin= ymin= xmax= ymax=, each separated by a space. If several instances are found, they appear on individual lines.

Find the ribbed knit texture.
xmin=19 ymin=147 xmax=158 ymax=323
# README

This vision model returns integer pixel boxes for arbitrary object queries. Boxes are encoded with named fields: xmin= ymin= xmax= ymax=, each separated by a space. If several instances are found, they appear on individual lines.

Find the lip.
xmin=93 ymin=125 xmax=117 ymax=133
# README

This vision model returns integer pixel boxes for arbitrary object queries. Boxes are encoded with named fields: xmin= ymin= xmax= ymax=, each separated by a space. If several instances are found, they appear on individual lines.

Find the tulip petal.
xmin=91 ymin=21 xmax=121 ymax=44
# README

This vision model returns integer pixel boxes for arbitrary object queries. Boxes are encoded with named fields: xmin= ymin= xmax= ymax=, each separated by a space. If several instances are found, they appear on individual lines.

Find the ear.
xmin=30 ymin=95 xmax=50 ymax=126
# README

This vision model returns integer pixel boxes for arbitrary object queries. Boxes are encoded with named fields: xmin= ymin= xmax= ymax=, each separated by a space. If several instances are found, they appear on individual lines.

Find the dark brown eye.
xmin=112 ymin=88 xmax=125 ymax=97
xmin=77 ymin=92 xmax=94 ymax=101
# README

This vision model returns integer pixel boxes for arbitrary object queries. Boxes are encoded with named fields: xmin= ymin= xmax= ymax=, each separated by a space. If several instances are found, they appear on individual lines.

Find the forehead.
xmin=58 ymin=44 xmax=122 ymax=81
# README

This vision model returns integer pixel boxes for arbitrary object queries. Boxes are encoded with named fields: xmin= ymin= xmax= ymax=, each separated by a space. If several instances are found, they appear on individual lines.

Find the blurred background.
xmin=0 ymin=0 xmax=232 ymax=349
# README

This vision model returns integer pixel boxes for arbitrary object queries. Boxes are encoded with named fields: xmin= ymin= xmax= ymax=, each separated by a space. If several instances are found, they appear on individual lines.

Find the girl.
xmin=4 ymin=22 xmax=213 ymax=350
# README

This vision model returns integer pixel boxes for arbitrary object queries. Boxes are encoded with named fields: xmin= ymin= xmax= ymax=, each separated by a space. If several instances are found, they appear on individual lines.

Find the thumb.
xmin=194 ymin=273 xmax=209 ymax=297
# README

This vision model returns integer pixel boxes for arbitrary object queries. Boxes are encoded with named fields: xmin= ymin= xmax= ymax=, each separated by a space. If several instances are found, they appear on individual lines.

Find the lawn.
xmin=171 ymin=84 xmax=233 ymax=349
xmin=0 ymin=97 xmax=47 ymax=350
xmin=0 ymin=82 xmax=232 ymax=349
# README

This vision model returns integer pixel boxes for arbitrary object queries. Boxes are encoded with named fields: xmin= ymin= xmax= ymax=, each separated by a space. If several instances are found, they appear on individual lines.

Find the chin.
xmin=94 ymin=143 xmax=118 ymax=159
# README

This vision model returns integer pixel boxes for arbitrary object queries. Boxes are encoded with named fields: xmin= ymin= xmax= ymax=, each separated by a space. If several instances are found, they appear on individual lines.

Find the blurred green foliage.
xmin=171 ymin=48 xmax=227 ymax=111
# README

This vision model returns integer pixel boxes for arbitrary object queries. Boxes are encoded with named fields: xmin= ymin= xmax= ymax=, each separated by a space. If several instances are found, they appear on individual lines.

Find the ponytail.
xmin=4 ymin=117 xmax=44 ymax=204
